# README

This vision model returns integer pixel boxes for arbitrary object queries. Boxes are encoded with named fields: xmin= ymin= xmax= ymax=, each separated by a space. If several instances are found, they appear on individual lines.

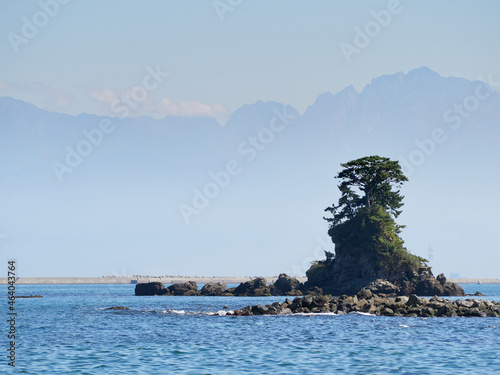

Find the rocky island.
xmin=135 ymin=156 xmax=494 ymax=317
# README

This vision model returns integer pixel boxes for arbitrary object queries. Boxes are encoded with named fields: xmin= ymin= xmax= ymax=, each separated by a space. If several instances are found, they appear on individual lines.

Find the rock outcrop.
xmin=414 ymin=272 xmax=465 ymax=296
xmin=134 ymin=270 xmax=465 ymax=298
xmin=135 ymin=281 xmax=166 ymax=296
xmin=305 ymin=252 xmax=465 ymax=297
xmin=306 ymin=261 xmax=465 ymax=297
xmin=167 ymin=281 xmax=198 ymax=296
xmin=135 ymin=275 xmax=304 ymax=296
xmin=305 ymin=204 xmax=465 ymax=297
xmin=135 ymin=281 xmax=200 ymax=296
xmin=232 ymin=277 xmax=271 ymax=296
xmin=200 ymin=282 xmax=227 ymax=296
xmin=271 ymin=273 xmax=302 ymax=295
xmin=227 ymin=291 xmax=500 ymax=318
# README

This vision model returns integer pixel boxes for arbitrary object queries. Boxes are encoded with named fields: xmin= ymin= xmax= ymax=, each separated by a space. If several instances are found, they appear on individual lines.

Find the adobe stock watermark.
xmin=283 ymin=236 xmax=336 ymax=277
xmin=340 ymin=0 xmax=411 ymax=63
xmin=178 ymin=106 xmax=296 ymax=224
xmin=0 ymin=233 xmax=7 ymax=244
xmin=7 ymin=0 xmax=71 ymax=54
xmin=213 ymin=0 xmax=243 ymax=21
xmin=51 ymin=64 xmax=168 ymax=183
xmin=111 ymin=64 xmax=169 ymax=118
xmin=400 ymin=76 xmax=498 ymax=176
xmin=51 ymin=119 xmax=115 ymax=183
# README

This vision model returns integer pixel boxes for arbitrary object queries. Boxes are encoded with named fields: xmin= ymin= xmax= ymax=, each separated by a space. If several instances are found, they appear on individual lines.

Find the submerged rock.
xmin=16 ymin=295 xmax=43 ymax=298
xmin=104 ymin=306 xmax=130 ymax=311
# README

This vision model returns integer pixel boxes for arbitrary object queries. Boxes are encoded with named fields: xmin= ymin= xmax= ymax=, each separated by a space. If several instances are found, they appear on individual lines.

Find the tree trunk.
xmin=365 ymin=191 xmax=371 ymax=207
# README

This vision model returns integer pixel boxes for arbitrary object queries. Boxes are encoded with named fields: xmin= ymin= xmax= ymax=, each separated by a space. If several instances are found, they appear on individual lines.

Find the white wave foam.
xmin=292 ymin=312 xmax=338 ymax=316
xmin=211 ymin=310 xmax=234 ymax=316
xmin=170 ymin=310 xmax=186 ymax=315
xmin=349 ymin=311 xmax=376 ymax=316
xmin=160 ymin=309 xmax=187 ymax=315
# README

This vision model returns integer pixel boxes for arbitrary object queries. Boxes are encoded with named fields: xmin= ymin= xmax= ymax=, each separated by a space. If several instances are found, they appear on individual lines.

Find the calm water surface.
xmin=1 ymin=283 xmax=499 ymax=374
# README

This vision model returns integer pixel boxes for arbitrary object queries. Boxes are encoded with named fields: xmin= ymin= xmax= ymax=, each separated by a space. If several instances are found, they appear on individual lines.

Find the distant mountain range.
xmin=2 ymin=66 xmax=500 ymax=278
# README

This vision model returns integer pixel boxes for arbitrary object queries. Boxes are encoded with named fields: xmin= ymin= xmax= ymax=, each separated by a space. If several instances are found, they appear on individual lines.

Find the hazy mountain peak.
xmin=225 ymin=100 xmax=299 ymax=131
xmin=0 ymin=96 xmax=44 ymax=114
xmin=407 ymin=65 xmax=441 ymax=78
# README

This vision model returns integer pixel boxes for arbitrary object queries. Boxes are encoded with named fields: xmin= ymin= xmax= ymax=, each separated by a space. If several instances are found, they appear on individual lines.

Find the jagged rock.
xmin=302 ymin=286 xmax=324 ymax=296
xmin=442 ymin=282 xmax=465 ymax=296
xmin=357 ymin=287 xmax=373 ymax=300
xmin=366 ymin=279 xmax=400 ymax=295
xmin=266 ymin=305 xmax=280 ymax=315
xmin=400 ymin=280 xmax=416 ymax=296
xmin=272 ymin=273 xmax=300 ymax=295
xmin=436 ymin=273 xmax=447 ymax=284
xmin=284 ymin=289 xmax=303 ymax=296
xmin=251 ymin=305 xmax=269 ymax=315
xmin=381 ymin=307 xmax=394 ymax=316
xmin=456 ymin=300 xmax=474 ymax=308
xmin=200 ymin=282 xmax=227 ymax=296
xmin=232 ymin=277 xmax=271 ymax=296
xmin=295 ymin=307 xmax=310 ymax=313
xmin=289 ymin=296 xmax=303 ymax=310
xmin=301 ymin=295 xmax=314 ymax=307
xmin=406 ymin=294 xmax=421 ymax=307
xmin=415 ymin=279 xmax=445 ymax=296
xmin=135 ymin=281 xmax=166 ymax=296
xmin=464 ymin=307 xmax=486 ymax=317
xmin=234 ymin=306 xmax=253 ymax=316
xmin=466 ymin=291 xmax=485 ymax=296
xmin=436 ymin=304 xmax=456 ymax=317
xmin=353 ymin=299 xmax=369 ymax=311
xmin=309 ymin=295 xmax=331 ymax=308
xmin=167 ymin=281 xmax=199 ymax=296
xmin=421 ymin=307 xmax=435 ymax=317
xmin=227 ymin=293 xmax=500 ymax=318
xmin=302 ymin=207 xmax=465 ymax=297
xmin=395 ymin=296 xmax=409 ymax=304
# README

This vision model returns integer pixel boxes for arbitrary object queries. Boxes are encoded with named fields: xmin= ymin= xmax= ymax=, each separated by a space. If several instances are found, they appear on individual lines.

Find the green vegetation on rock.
xmin=324 ymin=155 xmax=426 ymax=272
xmin=329 ymin=204 xmax=427 ymax=275
xmin=324 ymin=155 xmax=408 ymax=225
xmin=306 ymin=155 xmax=431 ymax=295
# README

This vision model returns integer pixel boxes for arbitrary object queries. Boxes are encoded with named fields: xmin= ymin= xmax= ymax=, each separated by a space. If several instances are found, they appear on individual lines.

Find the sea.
xmin=2 ymin=283 xmax=500 ymax=374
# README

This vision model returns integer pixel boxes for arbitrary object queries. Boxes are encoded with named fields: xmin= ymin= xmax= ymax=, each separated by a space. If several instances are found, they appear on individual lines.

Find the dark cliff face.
xmin=306 ymin=207 xmax=464 ymax=297
xmin=304 ymin=251 xmax=465 ymax=297
xmin=305 ymin=252 xmax=386 ymax=296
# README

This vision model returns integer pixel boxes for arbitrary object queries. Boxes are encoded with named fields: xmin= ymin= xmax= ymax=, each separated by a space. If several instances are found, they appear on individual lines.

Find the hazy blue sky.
xmin=1 ymin=0 xmax=499 ymax=121
xmin=1 ymin=1 xmax=500 ymax=278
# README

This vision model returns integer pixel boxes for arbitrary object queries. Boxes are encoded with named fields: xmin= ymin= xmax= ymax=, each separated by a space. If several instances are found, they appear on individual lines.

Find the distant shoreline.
xmin=0 ymin=276 xmax=307 ymax=285
xmin=448 ymin=278 xmax=500 ymax=284
xmin=0 ymin=276 xmax=497 ymax=285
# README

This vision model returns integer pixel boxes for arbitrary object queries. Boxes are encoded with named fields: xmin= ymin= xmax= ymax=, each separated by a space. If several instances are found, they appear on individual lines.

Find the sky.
xmin=1 ymin=0 xmax=500 ymax=122
xmin=1 ymin=0 xmax=500 ymax=278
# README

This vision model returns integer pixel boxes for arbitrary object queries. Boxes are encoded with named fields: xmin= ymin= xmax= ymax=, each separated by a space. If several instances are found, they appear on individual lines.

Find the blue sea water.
xmin=2 ymin=283 xmax=500 ymax=374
